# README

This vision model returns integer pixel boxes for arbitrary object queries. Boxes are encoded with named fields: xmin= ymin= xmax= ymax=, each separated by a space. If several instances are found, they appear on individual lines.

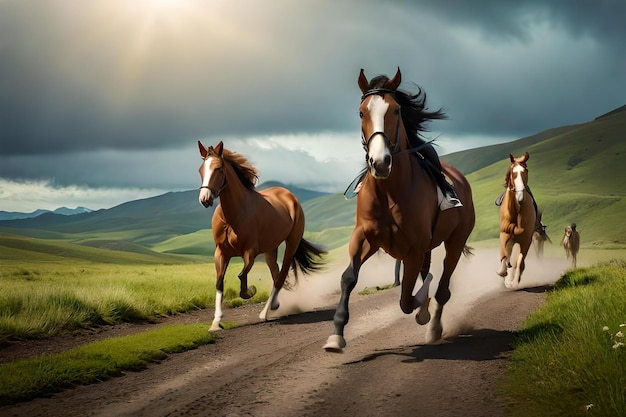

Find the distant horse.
xmin=198 ymin=141 xmax=326 ymax=331
xmin=532 ymin=210 xmax=551 ymax=258
xmin=324 ymin=68 xmax=475 ymax=351
xmin=497 ymin=152 xmax=537 ymax=288
xmin=561 ymin=223 xmax=580 ymax=268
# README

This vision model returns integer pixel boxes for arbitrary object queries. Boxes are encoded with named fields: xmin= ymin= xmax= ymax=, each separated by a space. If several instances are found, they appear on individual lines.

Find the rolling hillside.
xmin=465 ymin=105 xmax=626 ymax=245
xmin=1 ymin=105 xmax=625 ymax=261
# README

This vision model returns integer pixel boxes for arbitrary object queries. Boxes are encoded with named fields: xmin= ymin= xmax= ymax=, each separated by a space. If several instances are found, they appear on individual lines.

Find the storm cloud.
xmin=1 ymin=0 xmax=624 ymax=211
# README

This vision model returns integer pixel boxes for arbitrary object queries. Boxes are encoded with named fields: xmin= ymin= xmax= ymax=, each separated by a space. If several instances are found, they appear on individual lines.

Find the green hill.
xmin=466 ymin=108 xmax=626 ymax=246
xmin=1 ymin=106 xmax=625 ymax=261
xmin=0 ymin=233 xmax=187 ymax=264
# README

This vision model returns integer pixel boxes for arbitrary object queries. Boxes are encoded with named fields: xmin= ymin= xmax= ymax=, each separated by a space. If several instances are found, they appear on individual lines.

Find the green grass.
xmin=0 ymin=323 xmax=215 ymax=405
xmin=358 ymin=284 xmax=395 ymax=295
xmin=0 ymin=261 xmax=272 ymax=342
xmin=505 ymin=260 xmax=626 ymax=416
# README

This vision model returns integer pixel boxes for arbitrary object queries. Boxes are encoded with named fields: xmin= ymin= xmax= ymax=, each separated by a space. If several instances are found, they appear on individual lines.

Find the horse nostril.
xmin=369 ymin=156 xmax=374 ymax=165
xmin=384 ymin=155 xmax=391 ymax=165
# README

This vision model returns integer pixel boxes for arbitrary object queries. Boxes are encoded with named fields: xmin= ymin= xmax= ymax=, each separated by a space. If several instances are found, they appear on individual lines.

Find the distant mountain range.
xmin=1 ymin=104 xmax=625 ymax=262
xmin=0 ymin=206 xmax=92 ymax=221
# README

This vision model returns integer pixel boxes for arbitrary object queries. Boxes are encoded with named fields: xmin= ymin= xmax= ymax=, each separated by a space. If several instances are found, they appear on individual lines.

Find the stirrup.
xmin=441 ymin=197 xmax=463 ymax=210
xmin=437 ymin=188 xmax=463 ymax=210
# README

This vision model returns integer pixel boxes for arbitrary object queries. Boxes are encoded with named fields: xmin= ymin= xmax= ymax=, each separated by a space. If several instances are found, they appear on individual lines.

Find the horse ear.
xmin=198 ymin=140 xmax=208 ymax=159
xmin=215 ymin=141 xmax=224 ymax=156
xmin=509 ymin=153 xmax=515 ymax=162
xmin=358 ymin=69 xmax=369 ymax=94
xmin=523 ymin=151 xmax=530 ymax=162
xmin=385 ymin=67 xmax=401 ymax=91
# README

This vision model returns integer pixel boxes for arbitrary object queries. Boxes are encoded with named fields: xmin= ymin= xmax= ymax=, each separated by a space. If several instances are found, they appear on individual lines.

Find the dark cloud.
xmin=404 ymin=0 xmax=626 ymax=45
xmin=1 ymin=0 xmax=624 ymax=192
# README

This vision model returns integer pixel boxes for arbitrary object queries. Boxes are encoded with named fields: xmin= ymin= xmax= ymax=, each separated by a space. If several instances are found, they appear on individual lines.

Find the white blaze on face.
xmin=198 ymin=156 xmax=216 ymax=205
xmin=512 ymin=164 xmax=525 ymax=202
xmin=366 ymin=95 xmax=391 ymax=171
xmin=200 ymin=156 xmax=215 ymax=188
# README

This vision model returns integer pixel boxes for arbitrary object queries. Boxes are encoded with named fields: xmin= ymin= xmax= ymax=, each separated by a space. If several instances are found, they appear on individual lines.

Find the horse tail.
xmin=462 ymin=245 xmax=474 ymax=258
xmin=290 ymin=239 xmax=327 ymax=282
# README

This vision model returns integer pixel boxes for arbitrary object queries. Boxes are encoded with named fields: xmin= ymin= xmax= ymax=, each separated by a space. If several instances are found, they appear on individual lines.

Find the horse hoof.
xmin=241 ymin=285 xmax=257 ymax=299
xmin=323 ymin=335 xmax=346 ymax=352
xmin=415 ymin=297 xmax=431 ymax=325
xmin=209 ymin=323 xmax=223 ymax=332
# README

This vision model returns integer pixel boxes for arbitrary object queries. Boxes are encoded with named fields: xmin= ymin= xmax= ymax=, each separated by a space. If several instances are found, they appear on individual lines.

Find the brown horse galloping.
xmin=198 ymin=141 xmax=326 ymax=331
xmin=562 ymin=223 xmax=580 ymax=268
xmin=497 ymin=152 xmax=537 ymax=288
xmin=324 ymin=68 xmax=475 ymax=351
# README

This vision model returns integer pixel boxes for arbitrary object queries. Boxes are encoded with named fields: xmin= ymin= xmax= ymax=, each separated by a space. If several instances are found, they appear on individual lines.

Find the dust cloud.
xmin=272 ymin=246 xmax=570 ymax=337
xmin=272 ymin=251 xmax=402 ymax=316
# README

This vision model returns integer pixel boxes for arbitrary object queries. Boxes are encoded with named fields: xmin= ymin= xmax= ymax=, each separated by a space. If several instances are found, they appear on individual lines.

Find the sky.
xmin=1 ymin=0 xmax=625 ymax=212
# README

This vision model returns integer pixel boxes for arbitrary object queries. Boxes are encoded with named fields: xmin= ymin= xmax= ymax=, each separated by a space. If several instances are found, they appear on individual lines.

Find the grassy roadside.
xmin=504 ymin=260 xmax=626 ymax=416
xmin=0 ymin=323 xmax=217 ymax=405
xmin=0 ymin=261 xmax=270 ymax=342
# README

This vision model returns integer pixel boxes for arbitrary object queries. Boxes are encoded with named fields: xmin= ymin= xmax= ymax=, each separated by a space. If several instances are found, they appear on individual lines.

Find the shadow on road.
xmin=276 ymin=308 xmax=336 ymax=325
xmin=345 ymin=328 xmax=516 ymax=365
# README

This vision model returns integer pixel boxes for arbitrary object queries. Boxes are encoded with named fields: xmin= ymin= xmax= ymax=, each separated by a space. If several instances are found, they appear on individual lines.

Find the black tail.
xmin=290 ymin=239 xmax=327 ymax=283
xmin=462 ymin=245 xmax=474 ymax=257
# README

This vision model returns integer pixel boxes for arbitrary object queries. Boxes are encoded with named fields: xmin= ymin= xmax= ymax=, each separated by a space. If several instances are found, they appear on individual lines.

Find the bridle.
xmin=199 ymin=156 xmax=227 ymax=198
xmin=360 ymin=89 xmax=402 ymax=155
xmin=360 ymin=88 xmax=435 ymax=158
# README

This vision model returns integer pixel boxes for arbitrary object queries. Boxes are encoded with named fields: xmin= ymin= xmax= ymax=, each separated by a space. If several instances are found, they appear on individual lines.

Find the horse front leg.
xmin=324 ymin=228 xmax=376 ymax=352
xmin=497 ymin=233 xmax=511 ymax=277
xmin=399 ymin=252 xmax=425 ymax=314
xmin=259 ymin=248 xmax=280 ymax=321
xmin=210 ymin=248 xmax=231 ymax=331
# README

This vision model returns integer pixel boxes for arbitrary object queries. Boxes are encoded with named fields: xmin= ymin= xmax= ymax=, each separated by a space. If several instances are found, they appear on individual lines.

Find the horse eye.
xmin=359 ymin=111 xmax=363 ymax=118
xmin=394 ymin=108 xmax=400 ymax=115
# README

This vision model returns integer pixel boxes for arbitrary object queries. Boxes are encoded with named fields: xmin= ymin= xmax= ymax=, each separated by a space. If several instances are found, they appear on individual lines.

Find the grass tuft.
xmin=505 ymin=260 xmax=626 ymax=416
xmin=0 ymin=323 xmax=215 ymax=405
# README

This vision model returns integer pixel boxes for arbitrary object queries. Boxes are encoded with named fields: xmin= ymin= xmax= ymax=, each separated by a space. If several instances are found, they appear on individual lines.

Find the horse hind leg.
xmin=259 ymin=249 xmax=281 ymax=321
xmin=426 ymin=243 xmax=464 ymax=344
xmin=238 ymin=250 xmax=258 ymax=300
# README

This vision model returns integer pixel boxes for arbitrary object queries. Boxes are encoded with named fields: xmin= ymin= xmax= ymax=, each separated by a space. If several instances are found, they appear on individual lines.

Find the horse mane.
xmin=222 ymin=148 xmax=259 ymax=189
xmin=367 ymin=75 xmax=446 ymax=147
xmin=503 ymin=169 xmax=511 ymax=189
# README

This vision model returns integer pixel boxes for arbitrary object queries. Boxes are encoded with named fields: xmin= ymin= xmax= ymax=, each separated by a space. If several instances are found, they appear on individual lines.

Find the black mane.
xmin=367 ymin=75 xmax=446 ymax=148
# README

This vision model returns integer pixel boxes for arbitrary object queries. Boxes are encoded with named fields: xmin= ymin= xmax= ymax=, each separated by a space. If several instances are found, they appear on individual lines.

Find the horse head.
xmin=198 ymin=140 xmax=226 ymax=208
xmin=357 ymin=68 xmax=403 ymax=179
xmin=507 ymin=152 xmax=530 ymax=203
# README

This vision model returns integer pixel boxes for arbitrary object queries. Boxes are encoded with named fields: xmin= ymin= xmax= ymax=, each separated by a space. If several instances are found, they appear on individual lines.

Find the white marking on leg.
xmin=210 ymin=290 xmax=223 ymax=331
xmin=259 ymin=288 xmax=278 ymax=320
xmin=415 ymin=273 xmax=433 ymax=307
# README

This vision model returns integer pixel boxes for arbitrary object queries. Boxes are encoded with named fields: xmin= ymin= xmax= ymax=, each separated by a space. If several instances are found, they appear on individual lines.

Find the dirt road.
xmin=1 ymin=249 xmax=568 ymax=417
